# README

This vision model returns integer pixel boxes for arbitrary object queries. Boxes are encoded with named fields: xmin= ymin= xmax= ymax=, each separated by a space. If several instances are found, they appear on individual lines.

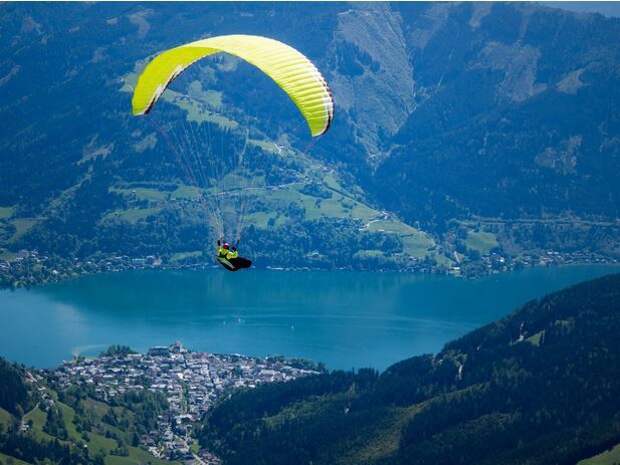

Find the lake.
xmin=0 ymin=265 xmax=617 ymax=370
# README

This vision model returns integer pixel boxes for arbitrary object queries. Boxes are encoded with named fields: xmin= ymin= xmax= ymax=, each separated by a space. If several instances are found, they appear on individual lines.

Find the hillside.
xmin=1 ymin=3 xmax=620 ymax=276
xmin=0 ymin=356 xmax=179 ymax=465
xmin=199 ymin=273 xmax=620 ymax=465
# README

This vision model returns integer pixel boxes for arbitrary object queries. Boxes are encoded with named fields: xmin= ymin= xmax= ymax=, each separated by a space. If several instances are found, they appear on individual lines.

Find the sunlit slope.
xmin=0 ymin=360 xmax=181 ymax=465
xmin=2 ymin=3 xmax=620 ymax=269
xmin=86 ymin=69 xmax=437 ymax=267
xmin=579 ymin=443 xmax=620 ymax=465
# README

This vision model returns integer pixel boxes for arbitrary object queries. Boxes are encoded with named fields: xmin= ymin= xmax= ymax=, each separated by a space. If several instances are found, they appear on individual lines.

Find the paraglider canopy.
xmin=132 ymin=34 xmax=334 ymax=137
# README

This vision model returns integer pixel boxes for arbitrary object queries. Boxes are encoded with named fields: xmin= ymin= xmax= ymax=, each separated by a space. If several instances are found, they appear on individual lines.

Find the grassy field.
xmin=243 ymin=211 xmax=286 ymax=229
xmin=366 ymin=220 xmax=434 ymax=258
xmin=248 ymin=139 xmax=282 ymax=155
xmin=57 ymin=402 xmax=84 ymax=442
xmin=103 ymin=208 xmax=162 ymax=224
xmin=0 ymin=407 xmax=12 ymax=428
xmin=9 ymin=218 xmax=40 ymax=243
xmin=465 ymin=230 xmax=499 ymax=254
xmin=1 ymin=381 xmax=178 ymax=465
xmin=207 ymin=178 xmax=436 ymax=260
xmin=187 ymin=81 xmax=222 ymax=109
xmin=578 ymin=443 xmax=620 ymax=465
xmin=26 ymin=398 xmax=179 ymax=465
xmin=250 ymin=183 xmax=376 ymax=224
xmin=23 ymin=405 xmax=55 ymax=443
xmin=526 ymin=330 xmax=545 ymax=347
xmin=87 ymin=431 xmax=118 ymax=456
xmin=171 ymin=185 xmax=203 ymax=201
xmin=0 ymin=206 xmax=14 ymax=220
xmin=83 ymin=398 xmax=110 ymax=417
xmin=104 ymin=447 xmax=174 ymax=465
xmin=162 ymin=89 xmax=238 ymax=130
xmin=433 ymin=252 xmax=455 ymax=268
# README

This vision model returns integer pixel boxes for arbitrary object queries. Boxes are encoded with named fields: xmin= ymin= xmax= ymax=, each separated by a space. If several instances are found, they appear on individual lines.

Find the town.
xmin=52 ymin=342 xmax=320 ymax=464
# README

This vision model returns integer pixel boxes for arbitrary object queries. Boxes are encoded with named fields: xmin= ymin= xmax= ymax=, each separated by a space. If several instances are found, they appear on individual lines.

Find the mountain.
xmin=199 ymin=273 xmax=620 ymax=465
xmin=1 ymin=2 xmax=620 ymax=274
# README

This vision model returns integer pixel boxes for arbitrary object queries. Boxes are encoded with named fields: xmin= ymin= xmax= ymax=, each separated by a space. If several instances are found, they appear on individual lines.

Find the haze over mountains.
xmin=1 ymin=2 xmax=620 ymax=271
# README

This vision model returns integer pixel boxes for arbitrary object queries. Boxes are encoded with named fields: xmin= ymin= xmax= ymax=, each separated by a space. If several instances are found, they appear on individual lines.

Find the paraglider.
xmin=216 ymin=239 xmax=252 ymax=272
xmin=131 ymin=34 xmax=334 ymax=271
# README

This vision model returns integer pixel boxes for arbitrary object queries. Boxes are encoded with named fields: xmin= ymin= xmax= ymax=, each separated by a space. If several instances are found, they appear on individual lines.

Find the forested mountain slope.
xmin=200 ymin=273 xmax=620 ymax=465
xmin=1 ymin=3 xmax=620 ymax=272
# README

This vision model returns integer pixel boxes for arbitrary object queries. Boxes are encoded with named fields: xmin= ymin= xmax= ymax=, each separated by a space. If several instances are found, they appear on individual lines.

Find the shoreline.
xmin=1 ymin=248 xmax=619 ymax=291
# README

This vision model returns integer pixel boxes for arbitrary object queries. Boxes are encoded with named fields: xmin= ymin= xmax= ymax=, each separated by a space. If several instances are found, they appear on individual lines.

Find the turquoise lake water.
xmin=0 ymin=265 xmax=617 ymax=370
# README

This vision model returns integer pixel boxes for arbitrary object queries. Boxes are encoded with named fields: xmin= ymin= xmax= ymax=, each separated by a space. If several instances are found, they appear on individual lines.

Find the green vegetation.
xmin=43 ymin=405 xmax=69 ymax=439
xmin=0 ymin=359 xmax=34 ymax=416
xmin=100 ymin=346 xmax=136 ymax=357
xmin=23 ymin=406 xmax=55 ymax=442
xmin=248 ymin=139 xmax=280 ymax=154
xmin=0 ymin=452 xmax=33 ymax=465
xmin=162 ymin=89 xmax=238 ymax=130
xmin=102 ymin=208 xmax=161 ymax=224
xmin=171 ymin=185 xmax=202 ymax=201
xmin=8 ymin=219 xmax=39 ymax=243
xmin=525 ymin=329 xmax=544 ymax=346
xmin=465 ymin=230 xmax=499 ymax=255
xmin=579 ymin=442 xmax=620 ymax=465
xmin=0 ymin=250 xmax=16 ymax=261
xmin=0 ymin=357 xmax=179 ymax=465
xmin=0 ymin=409 xmax=12 ymax=430
xmin=0 ymin=207 xmax=14 ymax=220
xmin=366 ymin=220 xmax=434 ymax=258
xmin=187 ymin=81 xmax=222 ymax=109
xmin=104 ymin=446 xmax=173 ymax=465
xmin=110 ymin=187 xmax=168 ymax=203
xmin=200 ymin=273 xmax=620 ymax=465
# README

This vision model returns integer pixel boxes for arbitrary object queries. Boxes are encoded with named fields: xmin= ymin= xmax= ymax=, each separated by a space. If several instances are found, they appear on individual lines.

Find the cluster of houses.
xmin=515 ymin=250 xmax=616 ymax=268
xmin=449 ymin=249 xmax=617 ymax=277
xmin=0 ymin=249 xmax=168 ymax=288
xmin=53 ymin=342 xmax=318 ymax=462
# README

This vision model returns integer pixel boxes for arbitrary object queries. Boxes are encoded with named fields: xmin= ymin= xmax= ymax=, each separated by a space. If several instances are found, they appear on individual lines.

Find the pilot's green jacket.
xmin=217 ymin=247 xmax=238 ymax=260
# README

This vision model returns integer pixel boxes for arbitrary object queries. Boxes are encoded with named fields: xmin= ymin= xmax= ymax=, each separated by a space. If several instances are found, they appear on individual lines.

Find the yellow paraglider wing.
xmin=132 ymin=34 xmax=334 ymax=137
